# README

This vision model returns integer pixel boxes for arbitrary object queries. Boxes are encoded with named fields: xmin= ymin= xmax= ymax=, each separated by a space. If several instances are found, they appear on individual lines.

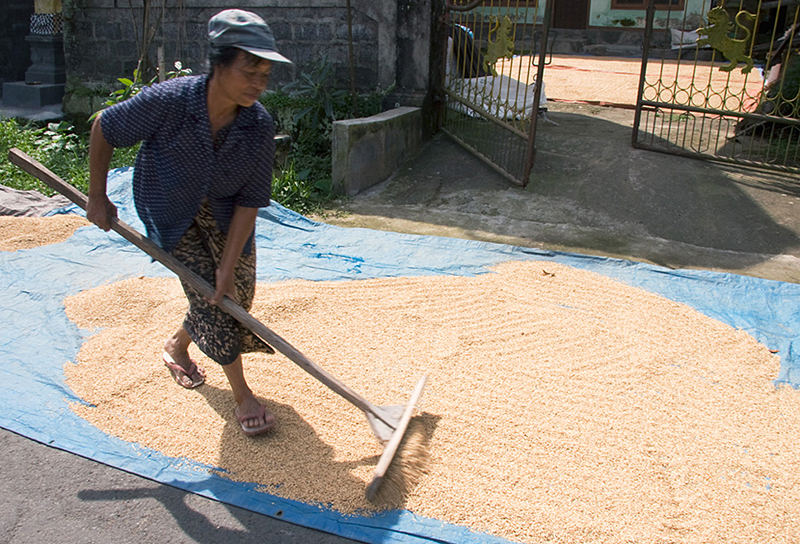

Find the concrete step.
xmin=546 ymin=28 xmax=673 ymax=58
xmin=549 ymin=40 xmax=643 ymax=58
xmin=583 ymin=44 xmax=643 ymax=57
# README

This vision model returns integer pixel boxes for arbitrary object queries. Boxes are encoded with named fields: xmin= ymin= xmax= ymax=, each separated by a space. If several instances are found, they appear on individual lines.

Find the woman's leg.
xmin=165 ymin=324 xmax=272 ymax=429
xmin=170 ymin=203 xmax=274 ymax=432
xmin=164 ymin=327 xmax=192 ymax=365
xmin=223 ymin=355 xmax=275 ymax=430
xmin=163 ymin=326 xmax=204 ymax=388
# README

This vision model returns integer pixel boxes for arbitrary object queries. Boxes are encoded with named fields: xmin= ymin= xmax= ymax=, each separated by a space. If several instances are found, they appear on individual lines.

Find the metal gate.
xmin=439 ymin=0 xmax=553 ymax=187
xmin=634 ymin=0 xmax=800 ymax=173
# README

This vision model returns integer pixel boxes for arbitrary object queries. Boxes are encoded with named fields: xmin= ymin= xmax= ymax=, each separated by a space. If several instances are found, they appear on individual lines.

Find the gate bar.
xmin=440 ymin=125 xmax=526 ymax=186
xmin=635 ymin=136 xmax=800 ymax=174
xmin=443 ymin=89 xmax=528 ymax=140
xmin=632 ymin=0 xmax=656 ymax=148
xmin=521 ymin=0 xmax=553 ymax=188
xmin=639 ymin=100 xmax=800 ymax=127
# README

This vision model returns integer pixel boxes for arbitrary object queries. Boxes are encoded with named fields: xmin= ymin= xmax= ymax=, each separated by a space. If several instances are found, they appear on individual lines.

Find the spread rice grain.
xmin=0 ymin=214 xmax=89 ymax=251
xmin=62 ymin=260 xmax=800 ymax=544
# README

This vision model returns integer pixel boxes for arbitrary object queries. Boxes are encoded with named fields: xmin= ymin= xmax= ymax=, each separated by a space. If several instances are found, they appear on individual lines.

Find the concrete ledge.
xmin=3 ymin=81 xmax=65 ymax=109
xmin=332 ymin=106 xmax=422 ymax=196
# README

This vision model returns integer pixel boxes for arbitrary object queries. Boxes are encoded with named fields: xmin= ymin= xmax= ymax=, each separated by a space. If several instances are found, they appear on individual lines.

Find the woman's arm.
xmin=86 ymin=112 xmax=118 ymax=231
xmin=209 ymin=204 xmax=259 ymax=305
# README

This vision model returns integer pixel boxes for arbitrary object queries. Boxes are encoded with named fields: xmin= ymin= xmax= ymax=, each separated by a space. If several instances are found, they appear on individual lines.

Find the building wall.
xmin=447 ymin=0 xmax=709 ymax=30
xmin=0 ymin=1 xmax=35 ymax=97
xmin=589 ymin=0 xmax=707 ymax=29
xmin=60 ymin=0 xmax=431 ymax=98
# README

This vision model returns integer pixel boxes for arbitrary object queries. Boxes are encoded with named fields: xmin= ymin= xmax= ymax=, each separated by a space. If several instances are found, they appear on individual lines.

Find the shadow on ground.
xmin=0 ymin=427 xmax=361 ymax=544
xmin=323 ymin=103 xmax=800 ymax=283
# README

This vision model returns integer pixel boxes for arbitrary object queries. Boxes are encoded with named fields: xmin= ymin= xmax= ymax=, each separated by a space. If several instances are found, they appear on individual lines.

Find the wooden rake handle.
xmin=7 ymin=148 xmax=395 ymax=428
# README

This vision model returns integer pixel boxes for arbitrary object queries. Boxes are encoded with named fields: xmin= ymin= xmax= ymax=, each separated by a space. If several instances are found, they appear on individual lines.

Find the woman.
xmin=86 ymin=9 xmax=291 ymax=437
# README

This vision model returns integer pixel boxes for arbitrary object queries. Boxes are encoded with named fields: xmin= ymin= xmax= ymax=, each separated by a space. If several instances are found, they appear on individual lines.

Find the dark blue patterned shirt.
xmin=100 ymin=74 xmax=274 ymax=253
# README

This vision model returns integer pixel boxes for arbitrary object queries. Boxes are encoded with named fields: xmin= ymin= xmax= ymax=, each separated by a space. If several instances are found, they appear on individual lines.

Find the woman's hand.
xmin=209 ymin=205 xmax=259 ymax=306
xmin=209 ymin=267 xmax=237 ymax=305
xmin=86 ymin=194 xmax=118 ymax=231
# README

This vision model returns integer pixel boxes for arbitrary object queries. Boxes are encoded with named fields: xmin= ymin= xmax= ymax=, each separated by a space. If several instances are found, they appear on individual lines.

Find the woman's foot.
xmin=221 ymin=356 xmax=274 ymax=436
xmin=163 ymin=351 xmax=205 ymax=389
xmin=235 ymin=396 xmax=275 ymax=437
xmin=163 ymin=329 xmax=204 ymax=388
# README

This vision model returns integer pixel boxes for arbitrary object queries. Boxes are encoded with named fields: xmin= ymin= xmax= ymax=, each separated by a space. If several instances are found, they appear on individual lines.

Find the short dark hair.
xmin=208 ymin=46 xmax=272 ymax=78
xmin=208 ymin=46 xmax=241 ymax=77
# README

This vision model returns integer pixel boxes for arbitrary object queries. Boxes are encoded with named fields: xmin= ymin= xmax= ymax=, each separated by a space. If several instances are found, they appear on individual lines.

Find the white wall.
xmin=589 ymin=0 xmax=709 ymax=29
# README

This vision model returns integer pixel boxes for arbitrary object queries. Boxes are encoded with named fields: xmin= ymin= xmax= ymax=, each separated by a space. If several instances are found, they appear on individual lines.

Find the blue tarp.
xmin=2 ymin=167 xmax=800 ymax=543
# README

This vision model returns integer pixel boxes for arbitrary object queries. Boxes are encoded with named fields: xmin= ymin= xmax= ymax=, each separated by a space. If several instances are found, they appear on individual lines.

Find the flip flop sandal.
xmin=163 ymin=351 xmax=205 ymax=389
xmin=236 ymin=403 xmax=276 ymax=437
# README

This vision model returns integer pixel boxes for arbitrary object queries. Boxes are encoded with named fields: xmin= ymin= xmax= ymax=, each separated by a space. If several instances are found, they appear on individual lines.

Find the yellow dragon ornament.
xmin=482 ymin=16 xmax=515 ymax=77
xmin=697 ymin=5 xmax=756 ymax=74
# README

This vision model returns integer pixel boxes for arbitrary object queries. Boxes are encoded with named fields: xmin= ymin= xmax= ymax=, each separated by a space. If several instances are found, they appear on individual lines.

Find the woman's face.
xmin=215 ymin=51 xmax=272 ymax=108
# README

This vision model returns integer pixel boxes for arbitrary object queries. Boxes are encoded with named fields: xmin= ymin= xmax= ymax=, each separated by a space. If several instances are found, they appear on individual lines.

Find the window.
xmin=611 ymin=0 xmax=685 ymax=9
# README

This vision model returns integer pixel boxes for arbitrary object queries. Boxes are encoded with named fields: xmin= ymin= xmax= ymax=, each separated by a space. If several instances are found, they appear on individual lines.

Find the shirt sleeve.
xmin=99 ymin=80 xmax=177 ymax=149
xmin=234 ymin=110 xmax=275 ymax=209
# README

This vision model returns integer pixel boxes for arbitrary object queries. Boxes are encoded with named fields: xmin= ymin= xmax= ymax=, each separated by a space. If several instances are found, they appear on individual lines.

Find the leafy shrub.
xmin=282 ymin=55 xmax=349 ymax=135
xmin=2 ymin=118 xmax=91 ymax=194
xmin=260 ymin=55 xmax=390 ymax=212
xmin=90 ymin=61 xmax=192 ymax=120
xmin=2 ymin=116 xmax=140 ymax=196
xmin=271 ymin=161 xmax=333 ymax=215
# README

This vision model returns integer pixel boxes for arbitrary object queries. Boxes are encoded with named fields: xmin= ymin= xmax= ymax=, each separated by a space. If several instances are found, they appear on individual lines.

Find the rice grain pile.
xmin=63 ymin=261 xmax=800 ymax=544
xmin=0 ymin=214 xmax=89 ymax=251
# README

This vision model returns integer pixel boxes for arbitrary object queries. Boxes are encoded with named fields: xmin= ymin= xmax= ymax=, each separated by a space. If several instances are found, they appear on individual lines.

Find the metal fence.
xmin=633 ymin=0 xmax=800 ymax=173
xmin=440 ymin=0 xmax=553 ymax=187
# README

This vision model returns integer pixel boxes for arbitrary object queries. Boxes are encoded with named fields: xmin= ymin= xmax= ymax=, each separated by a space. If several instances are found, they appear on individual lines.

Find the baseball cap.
xmin=208 ymin=9 xmax=292 ymax=64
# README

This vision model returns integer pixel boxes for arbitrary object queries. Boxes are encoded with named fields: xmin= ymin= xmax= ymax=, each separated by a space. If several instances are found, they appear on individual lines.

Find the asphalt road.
xmin=0 ymin=428 xmax=363 ymax=544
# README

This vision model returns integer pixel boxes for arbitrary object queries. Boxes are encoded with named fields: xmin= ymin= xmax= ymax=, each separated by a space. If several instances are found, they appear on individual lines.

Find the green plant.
xmin=281 ymin=55 xmax=349 ymax=135
xmin=612 ymin=18 xmax=637 ymax=28
xmin=2 ymin=117 xmax=140 ymax=196
xmin=1 ymin=118 xmax=90 ymax=194
xmin=1 ymin=118 xmax=45 ymax=192
xmin=271 ymin=161 xmax=332 ymax=215
xmin=260 ymin=57 xmax=390 ymax=211
xmin=90 ymin=61 xmax=192 ymax=120
xmin=667 ymin=112 xmax=692 ymax=122
xmin=35 ymin=120 xmax=85 ymax=160
xmin=89 ymin=67 xmax=151 ymax=121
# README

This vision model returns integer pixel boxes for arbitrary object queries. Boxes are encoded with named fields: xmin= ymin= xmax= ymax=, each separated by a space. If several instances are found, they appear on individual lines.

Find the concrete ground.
xmin=0 ymin=428 xmax=360 ymax=544
xmin=321 ymin=101 xmax=800 ymax=286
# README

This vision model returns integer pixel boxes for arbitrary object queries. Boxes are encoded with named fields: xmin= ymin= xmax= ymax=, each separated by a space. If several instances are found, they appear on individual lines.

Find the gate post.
xmin=632 ymin=0 xmax=656 ymax=148
xmin=522 ymin=0 xmax=553 ymax=188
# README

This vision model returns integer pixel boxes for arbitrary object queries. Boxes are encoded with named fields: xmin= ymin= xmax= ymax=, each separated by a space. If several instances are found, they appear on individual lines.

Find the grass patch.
xmin=1 ymin=117 xmax=138 ymax=196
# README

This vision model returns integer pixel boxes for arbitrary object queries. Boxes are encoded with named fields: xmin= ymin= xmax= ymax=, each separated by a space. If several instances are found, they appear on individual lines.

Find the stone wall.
xmin=332 ymin=106 xmax=422 ymax=196
xmin=0 ymin=1 xmax=35 ymax=97
xmin=60 ymin=0 xmax=435 ymax=115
